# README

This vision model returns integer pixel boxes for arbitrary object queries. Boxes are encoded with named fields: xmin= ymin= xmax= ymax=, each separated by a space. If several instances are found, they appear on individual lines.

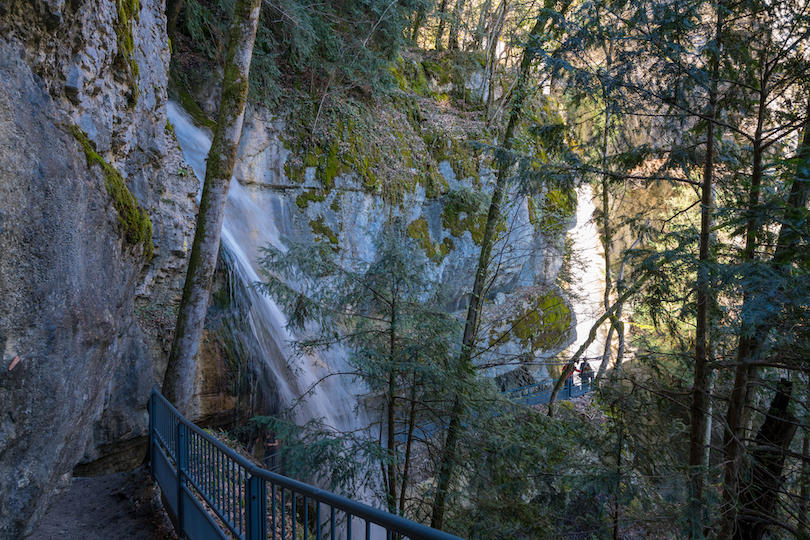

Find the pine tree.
xmin=255 ymin=223 xmax=461 ymax=514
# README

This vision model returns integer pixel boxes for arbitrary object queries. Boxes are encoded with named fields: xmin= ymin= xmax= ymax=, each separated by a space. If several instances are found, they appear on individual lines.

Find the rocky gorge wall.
xmin=0 ymin=1 xmax=198 ymax=536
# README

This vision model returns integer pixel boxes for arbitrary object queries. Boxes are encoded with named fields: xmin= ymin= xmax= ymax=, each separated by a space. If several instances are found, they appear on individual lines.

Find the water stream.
xmin=566 ymin=185 xmax=608 ymax=372
xmin=167 ymin=102 xmax=362 ymax=435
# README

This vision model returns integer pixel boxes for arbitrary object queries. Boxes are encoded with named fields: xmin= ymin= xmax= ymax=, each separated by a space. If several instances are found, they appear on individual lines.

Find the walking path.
xmin=28 ymin=466 xmax=174 ymax=540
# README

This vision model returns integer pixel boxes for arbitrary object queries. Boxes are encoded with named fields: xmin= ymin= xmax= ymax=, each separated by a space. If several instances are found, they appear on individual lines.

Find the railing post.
xmin=177 ymin=420 xmax=188 ymax=537
xmin=246 ymin=473 xmax=267 ymax=540
xmin=148 ymin=390 xmax=155 ymax=470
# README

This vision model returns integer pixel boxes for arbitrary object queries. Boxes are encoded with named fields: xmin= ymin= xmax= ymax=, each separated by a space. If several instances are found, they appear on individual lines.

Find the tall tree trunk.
xmin=722 ymin=97 xmax=810 ymax=540
xmin=722 ymin=59 xmax=769 ymax=538
xmin=689 ymin=6 xmax=721 ymax=530
xmin=435 ymin=0 xmax=449 ymax=51
xmin=411 ymin=7 xmax=426 ymax=44
xmin=430 ymin=10 xmax=553 ymax=529
xmin=162 ymin=0 xmax=262 ymax=415
xmin=689 ymin=27 xmax=722 ymax=529
xmin=731 ymin=379 xmax=797 ymax=540
xmin=800 ymin=427 xmax=810 ymax=537
xmin=398 ymin=374 xmax=419 ymax=516
xmin=484 ymin=0 xmax=507 ymax=118
xmin=448 ymin=0 xmax=465 ymax=50
xmin=470 ymin=0 xmax=491 ymax=51
xmin=386 ymin=292 xmax=398 ymax=514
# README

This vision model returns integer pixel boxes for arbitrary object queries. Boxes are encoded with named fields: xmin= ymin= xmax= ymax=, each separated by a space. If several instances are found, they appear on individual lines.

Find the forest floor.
xmin=28 ymin=465 xmax=175 ymax=540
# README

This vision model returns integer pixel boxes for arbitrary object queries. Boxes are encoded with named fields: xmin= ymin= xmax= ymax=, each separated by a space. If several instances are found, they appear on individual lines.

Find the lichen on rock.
xmin=65 ymin=124 xmax=154 ymax=258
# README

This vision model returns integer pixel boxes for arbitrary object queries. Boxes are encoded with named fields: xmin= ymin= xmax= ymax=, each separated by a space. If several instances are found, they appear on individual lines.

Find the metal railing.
xmin=504 ymin=376 xmax=593 ymax=407
xmin=149 ymin=388 xmax=465 ymax=540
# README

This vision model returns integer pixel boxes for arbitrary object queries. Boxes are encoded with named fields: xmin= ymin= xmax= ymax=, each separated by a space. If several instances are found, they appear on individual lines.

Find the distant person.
xmin=580 ymin=360 xmax=593 ymax=385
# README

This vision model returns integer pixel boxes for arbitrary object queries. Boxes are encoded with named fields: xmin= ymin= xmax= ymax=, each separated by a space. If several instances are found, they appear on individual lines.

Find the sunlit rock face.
xmin=222 ymin=101 xmax=574 ymax=381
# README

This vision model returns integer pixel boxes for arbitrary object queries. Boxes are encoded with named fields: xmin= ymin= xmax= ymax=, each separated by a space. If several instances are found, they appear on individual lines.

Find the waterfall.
xmin=567 ymin=184 xmax=607 ymax=372
xmin=166 ymin=102 xmax=362 ymax=436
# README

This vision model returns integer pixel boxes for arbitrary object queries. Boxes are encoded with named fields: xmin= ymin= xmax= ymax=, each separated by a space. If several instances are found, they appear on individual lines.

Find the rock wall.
xmin=0 ymin=1 xmax=198 ymax=537
xmin=226 ymin=101 xmax=574 ymax=379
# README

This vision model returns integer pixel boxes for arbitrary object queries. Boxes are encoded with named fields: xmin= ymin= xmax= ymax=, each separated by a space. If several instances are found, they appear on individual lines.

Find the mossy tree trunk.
xmin=162 ymin=0 xmax=262 ymax=415
xmin=430 ymin=5 xmax=564 ymax=528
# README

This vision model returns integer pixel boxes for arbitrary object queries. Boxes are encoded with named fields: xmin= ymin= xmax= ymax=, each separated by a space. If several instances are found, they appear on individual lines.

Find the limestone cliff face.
xmin=0 ymin=1 xmax=197 ymax=537
xmin=229 ymin=102 xmax=574 ymax=377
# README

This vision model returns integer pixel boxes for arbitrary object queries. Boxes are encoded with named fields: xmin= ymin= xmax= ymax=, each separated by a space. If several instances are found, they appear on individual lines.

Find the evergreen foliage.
xmin=176 ymin=0 xmax=430 ymax=103
xmin=255 ymin=224 xmax=463 ymax=513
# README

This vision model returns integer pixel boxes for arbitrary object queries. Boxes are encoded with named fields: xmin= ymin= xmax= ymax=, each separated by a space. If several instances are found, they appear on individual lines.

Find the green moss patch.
xmin=530 ymin=188 xmax=577 ymax=236
xmin=296 ymin=189 xmax=327 ymax=209
xmin=115 ymin=0 xmax=141 ymax=104
xmin=66 ymin=124 xmax=154 ymax=258
xmin=489 ymin=289 xmax=572 ymax=353
xmin=441 ymin=187 xmax=488 ymax=244
xmin=309 ymin=216 xmax=339 ymax=246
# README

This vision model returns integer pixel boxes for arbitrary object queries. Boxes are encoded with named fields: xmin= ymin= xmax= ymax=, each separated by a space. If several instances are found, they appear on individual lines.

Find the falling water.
xmin=567 ymin=184 xmax=607 ymax=372
xmin=166 ymin=102 xmax=362 ymax=436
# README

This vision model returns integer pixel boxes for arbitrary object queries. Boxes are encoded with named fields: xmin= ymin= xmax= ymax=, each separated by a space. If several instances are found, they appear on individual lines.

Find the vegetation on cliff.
xmin=163 ymin=0 xmax=810 ymax=537
xmin=66 ymin=124 xmax=154 ymax=257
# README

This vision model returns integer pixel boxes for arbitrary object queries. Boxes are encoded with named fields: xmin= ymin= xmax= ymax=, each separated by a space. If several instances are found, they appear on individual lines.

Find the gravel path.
xmin=28 ymin=467 xmax=175 ymax=540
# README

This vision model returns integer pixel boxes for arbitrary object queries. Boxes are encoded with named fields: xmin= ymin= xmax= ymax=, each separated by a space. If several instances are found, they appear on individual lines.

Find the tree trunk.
xmin=398 ymin=374 xmax=418 ymax=516
xmin=448 ymin=0 xmax=465 ymax=51
xmin=435 ymin=0 xmax=449 ymax=51
xmin=596 ymin=236 xmax=638 ymax=384
xmin=722 ymin=53 xmax=771 ymax=537
xmin=688 ymin=30 xmax=718 ymax=524
xmin=731 ymin=379 xmax=797 ymax=540
xmin=548 ymin=276 xmax=649 ymax=416
xmin=411 ymin=7 xmax=426 ymax=44
xmin=722 ymin=101 xmax=810 ymax=539
xmin=484 ymin=0 xmax=507 ymax=118
xmin=470 ymin=0 xmax=491 ymax=51
xmin=799 ymin=427 xmax=810 ymax=537
xmin=162 ymin=0 xmax=262 ymax=415
xmin=430 ymin=11 xmax=552 ymax=529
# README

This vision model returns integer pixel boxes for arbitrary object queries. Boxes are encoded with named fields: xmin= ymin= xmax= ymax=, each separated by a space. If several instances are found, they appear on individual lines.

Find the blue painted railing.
xmin=149 ymin=387 xmax=464 ymax=540
xmin=504 ymin=376 xmax=592 ymax=407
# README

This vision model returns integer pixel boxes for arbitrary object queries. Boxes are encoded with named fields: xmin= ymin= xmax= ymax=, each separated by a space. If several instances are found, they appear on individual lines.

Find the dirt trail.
xmin=28 ymin=466 xmax=175 ymax=540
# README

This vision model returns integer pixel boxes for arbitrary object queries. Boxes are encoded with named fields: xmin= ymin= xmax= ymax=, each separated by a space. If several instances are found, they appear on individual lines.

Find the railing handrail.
xmin=150 ymin=387 xmax=465 ymax=540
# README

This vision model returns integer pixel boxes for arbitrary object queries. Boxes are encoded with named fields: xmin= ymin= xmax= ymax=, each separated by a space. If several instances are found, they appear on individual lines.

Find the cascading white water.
xmin=567 ymin=184 xmax=607 ymax=372
xmin=167 ymin=102 xmax=362 ymax=435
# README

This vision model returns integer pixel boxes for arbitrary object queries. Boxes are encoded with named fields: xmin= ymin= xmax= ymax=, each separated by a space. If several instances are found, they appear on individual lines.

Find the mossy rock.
xmin=441 ymin=187 xmax=488 ymax=244
xmin=66 ymin=124 xmax=154 ymax=258
xmin=489 ymin=290 xmax=572 ymax=353
xmin=390 ymin=57 xmax=431 ymax=97
xmin=114 ymin=0 xmax=141 ymax=105
xmin=407 ymin=217 xmax=453 ymax=262
xmin=309 ymin=216 xmax=339 ymax=247
xmin=296 ymin=189 xmax=327 ymax=209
